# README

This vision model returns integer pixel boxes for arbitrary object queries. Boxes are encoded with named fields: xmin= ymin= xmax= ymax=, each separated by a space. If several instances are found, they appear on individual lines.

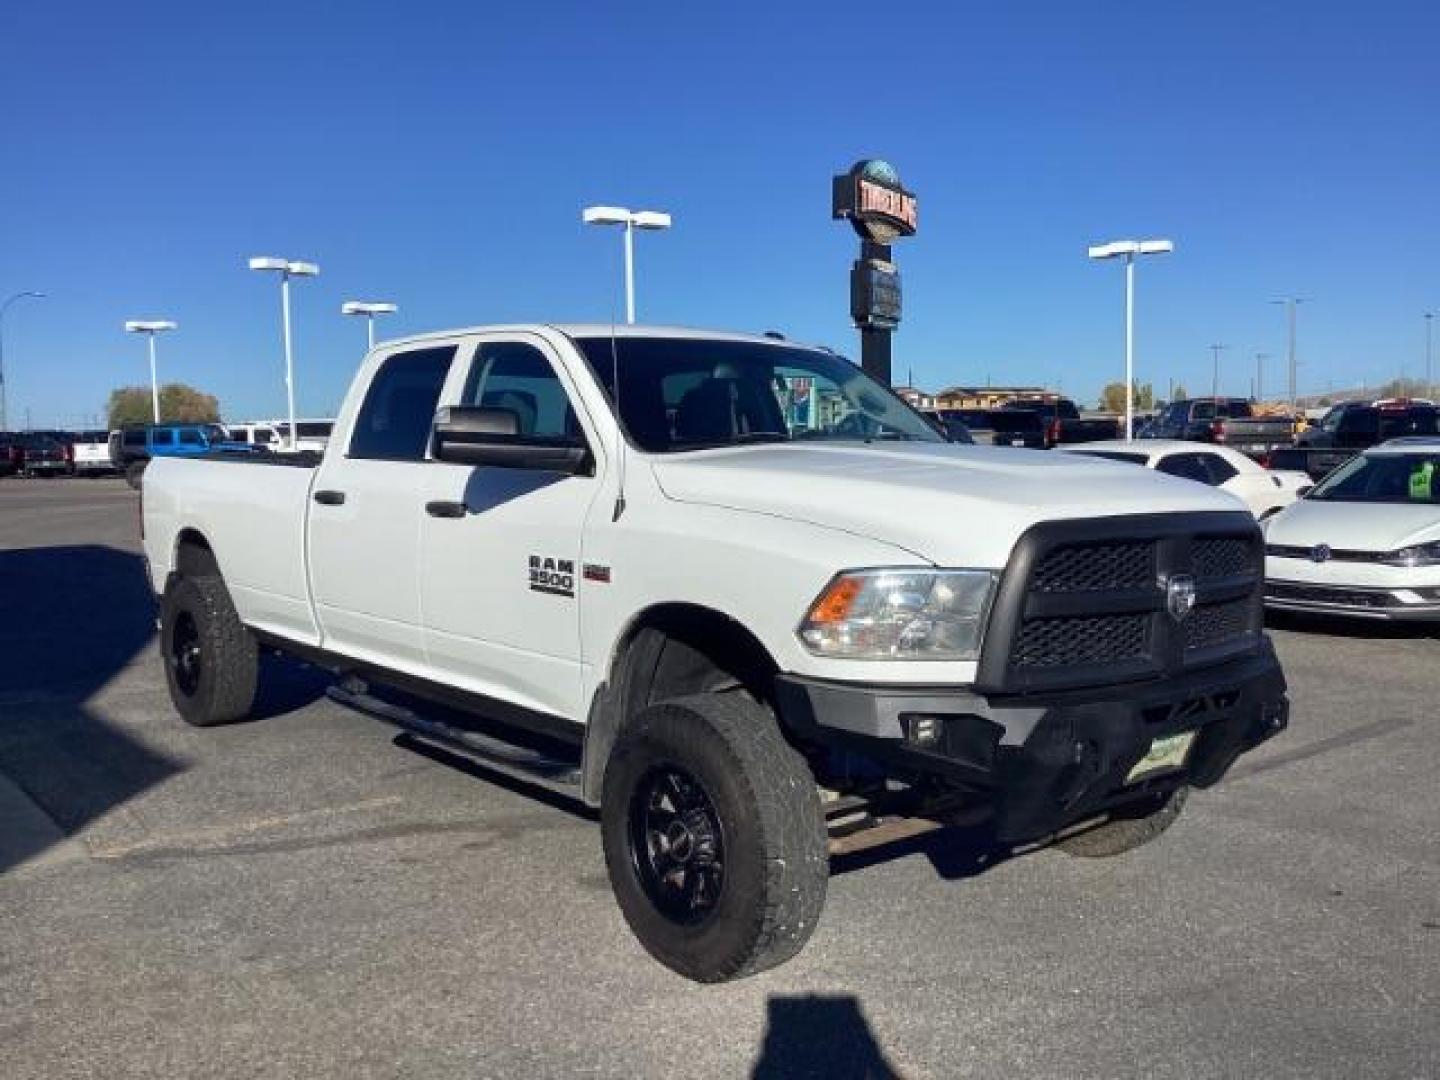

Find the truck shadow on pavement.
xmin=752 ymin=994 xmax=904 ymax=1079
xmin=0 ymin=545 xmax=323 ymax=873
xmin=0 ymin=545 xmax=179 ymax=872
xmin=830 ymin=818 xmax=1013 ymax=882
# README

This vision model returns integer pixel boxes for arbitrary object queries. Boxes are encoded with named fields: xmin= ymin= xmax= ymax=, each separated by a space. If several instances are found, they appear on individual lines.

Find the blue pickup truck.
xmin=111 ymin=423 xmax=255 ymax=488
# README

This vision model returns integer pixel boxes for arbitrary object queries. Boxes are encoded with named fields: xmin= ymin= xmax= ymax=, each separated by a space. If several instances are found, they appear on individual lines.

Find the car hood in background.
xmin=650 ymin=441 xmax=1245 ymax=566
xmin=1265 ymin=499 xmax=1440 ymax=552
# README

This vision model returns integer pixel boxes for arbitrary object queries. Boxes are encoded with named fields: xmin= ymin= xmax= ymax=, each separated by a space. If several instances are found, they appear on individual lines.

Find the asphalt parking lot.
xmin=1 ymin=478 xmax=1436 ymax=1079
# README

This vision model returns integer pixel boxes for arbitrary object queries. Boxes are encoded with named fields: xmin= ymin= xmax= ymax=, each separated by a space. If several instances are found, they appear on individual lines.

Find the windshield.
xmin=1308 ymin=452 xmax=1440 ymax=504
xmin=575 ymin=337 xmax=943 ymax=452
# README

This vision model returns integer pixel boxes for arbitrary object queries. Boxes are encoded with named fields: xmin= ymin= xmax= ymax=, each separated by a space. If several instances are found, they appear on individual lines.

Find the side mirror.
xmin=432 ymin=406 xmax=591 ymax=474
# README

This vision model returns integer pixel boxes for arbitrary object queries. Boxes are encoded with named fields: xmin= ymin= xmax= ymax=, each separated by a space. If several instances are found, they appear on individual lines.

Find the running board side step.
xmin=327 ymin=683 xmax=583 ymax=797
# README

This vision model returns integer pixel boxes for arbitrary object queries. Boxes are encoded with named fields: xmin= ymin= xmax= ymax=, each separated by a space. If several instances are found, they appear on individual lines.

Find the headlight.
xmin=1381 ymin=540 xmax=1440 ymax=567
xmin=798 ymin=569 xmax=997 ymax=659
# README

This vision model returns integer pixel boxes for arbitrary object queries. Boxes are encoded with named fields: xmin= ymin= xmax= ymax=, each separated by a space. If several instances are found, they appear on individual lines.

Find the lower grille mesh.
xmin=1013 ymin=614 xmax=1149 ymax=669
xmin=1184 ymin=599 xmax=1253 ymax=651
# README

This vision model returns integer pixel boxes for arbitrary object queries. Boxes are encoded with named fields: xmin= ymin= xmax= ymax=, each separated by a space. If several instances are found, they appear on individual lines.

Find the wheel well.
xmin=175 ymin=529 xmax=219 ymax=578
xmin=580 ymin=604 xmax=785 ymax=807
xmin=615 ymin=603 xmax=779 ymax=712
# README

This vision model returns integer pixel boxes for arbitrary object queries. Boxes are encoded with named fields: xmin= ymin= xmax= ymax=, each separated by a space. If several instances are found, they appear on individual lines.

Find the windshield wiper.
xmin=731 ymin=431 xmax=791 ymax=444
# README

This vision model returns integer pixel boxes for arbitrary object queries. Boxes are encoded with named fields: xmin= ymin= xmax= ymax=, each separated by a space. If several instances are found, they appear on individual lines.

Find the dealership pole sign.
xmin=832 ymin=159 xmax=917 ymax=383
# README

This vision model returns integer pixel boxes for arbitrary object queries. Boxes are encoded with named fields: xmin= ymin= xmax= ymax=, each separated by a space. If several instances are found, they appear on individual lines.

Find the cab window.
xmin=1199 ymin=453 xmax=1238 ymax=484
xmin=460 ymin=341 xmax=578 ymax=441
xmin=349 ymin=346 xmax=458 ymax=461
xmin=1156 ymin=453 xmax=1213 ymax=485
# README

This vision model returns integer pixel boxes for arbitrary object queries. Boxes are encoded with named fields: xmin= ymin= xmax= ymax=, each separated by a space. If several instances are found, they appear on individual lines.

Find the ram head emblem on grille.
xmin=1162 ymin=572 xmax=1197 ymax=622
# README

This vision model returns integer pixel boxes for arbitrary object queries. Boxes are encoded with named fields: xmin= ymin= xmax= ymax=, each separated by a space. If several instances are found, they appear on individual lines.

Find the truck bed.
xmin=1217 ymin=417 xmax=1294 ymax=460
xmin=143 ymin=455 xmax=322 ymax=646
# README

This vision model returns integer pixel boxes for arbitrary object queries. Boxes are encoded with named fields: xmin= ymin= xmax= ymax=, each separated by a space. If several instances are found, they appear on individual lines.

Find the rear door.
xmin=416 ymin=333 xmax=603 ymax=721
xmin=307 ymin=342 xmax=462 ymax=667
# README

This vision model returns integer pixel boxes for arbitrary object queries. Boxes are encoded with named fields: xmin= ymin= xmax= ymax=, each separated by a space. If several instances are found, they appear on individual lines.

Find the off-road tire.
xmin=160 ymin=574 xmax=258 ymax=727
xmin=125 ymin=460 xmax=146 ymax=490
xmin=1056 ymin=785 xmax=1190 ymax=858
xmin=601 ymin=693 xmax=828 ymax=983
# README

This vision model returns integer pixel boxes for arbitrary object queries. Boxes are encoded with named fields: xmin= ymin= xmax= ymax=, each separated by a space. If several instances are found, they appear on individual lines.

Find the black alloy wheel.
xmin=159 ymin=574 xmax=258 ymax=726
xmin=629 ymin=764 xmax=726 ymax=925
xmin=600 ymin=694 xmax=829 ymax=982
xmin=169 ymin=609 xmax=203 ymax=697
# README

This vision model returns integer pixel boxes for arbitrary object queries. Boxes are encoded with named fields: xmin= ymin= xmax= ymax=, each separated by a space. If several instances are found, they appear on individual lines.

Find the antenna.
xmin=609 ymin=320 xmax=627 ymax=521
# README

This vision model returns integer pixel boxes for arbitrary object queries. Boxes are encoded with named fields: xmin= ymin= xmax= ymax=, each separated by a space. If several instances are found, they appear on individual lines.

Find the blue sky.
xmin=2 ymin=1 xmax=1438 ymax=426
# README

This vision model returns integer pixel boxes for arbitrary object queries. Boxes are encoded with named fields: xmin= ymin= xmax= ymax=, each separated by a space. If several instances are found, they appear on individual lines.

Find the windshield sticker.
xmin=1411 ymin=461 xmax=1434 ymax=501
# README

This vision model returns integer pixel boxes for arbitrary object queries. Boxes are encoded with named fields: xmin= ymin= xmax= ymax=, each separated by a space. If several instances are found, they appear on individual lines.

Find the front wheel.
xmin=159 ymin=574 xmax=258 ymax=726
xmin=601 ymin=694 xmax=829 ymax=983
xmin=1056 ymin=785 xmax=1190 ymax=858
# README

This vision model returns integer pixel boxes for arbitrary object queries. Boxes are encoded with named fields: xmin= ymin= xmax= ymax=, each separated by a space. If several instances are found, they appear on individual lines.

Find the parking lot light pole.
xmin=0 ymin=291 xmax=45 ymax=432
xmin=249 ymin=257 xmax=320 ymax=450
xmin=123 ymin=320 xmax=178 ymax=423
xmin=1254 ymin=352 xmax=1270 ymax=403
xmin=1210 ymin=343 xmax=1228 ymax=401
xmin=582 ymin=206 xmax=672 ymax=324
xmin=1087 ymin=239 xmax=1173 ymax=440
xmin=1416 ymin=311 xmax=1428 ymax=400
xmin=1271 ymin=298 xmax=1306 ymax=418
xmin=341 ymin=301 xmax=398 ymax=350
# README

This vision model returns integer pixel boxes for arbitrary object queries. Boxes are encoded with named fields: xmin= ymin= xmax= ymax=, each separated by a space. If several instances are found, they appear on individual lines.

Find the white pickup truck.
xmin=142 ymin=325 xmax=1288 ymax=982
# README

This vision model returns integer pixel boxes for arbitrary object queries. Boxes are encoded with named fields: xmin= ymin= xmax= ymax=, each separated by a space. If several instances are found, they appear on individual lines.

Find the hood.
xmin=650 ymin=442 xmax=1244 ymax=566
xmin=1264 ymin=498 xmax=1440 ymax=552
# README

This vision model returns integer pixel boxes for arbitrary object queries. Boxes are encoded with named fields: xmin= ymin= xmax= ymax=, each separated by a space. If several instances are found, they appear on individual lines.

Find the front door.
xmin=417 ymin=334 xmax=603 ymax=722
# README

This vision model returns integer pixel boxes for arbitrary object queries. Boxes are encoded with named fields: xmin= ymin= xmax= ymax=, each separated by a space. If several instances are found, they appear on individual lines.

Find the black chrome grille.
xmin=1013 ymin=613 xmax=1150 ymax=668
xmin=1031 ymin=541 xmax=1153 ymax=593
xmin=1194 ymin=537 xmax=1252 ymax=579
xmin=978 ymin=513 xmax=1265 ymax=693
xmin=1184 ymin=598 xmax=1254 ymax=651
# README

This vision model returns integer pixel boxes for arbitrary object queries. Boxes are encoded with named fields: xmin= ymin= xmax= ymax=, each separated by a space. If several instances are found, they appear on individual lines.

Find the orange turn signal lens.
xmin=807 ymin=575 xmax=863 ymax=625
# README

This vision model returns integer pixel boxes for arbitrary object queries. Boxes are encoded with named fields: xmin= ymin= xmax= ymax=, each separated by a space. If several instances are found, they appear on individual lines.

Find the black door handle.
xmin=425 ymin=500 xmax=467 ymax=518
xmin=313 ymin=490 xmax=346 ymax=506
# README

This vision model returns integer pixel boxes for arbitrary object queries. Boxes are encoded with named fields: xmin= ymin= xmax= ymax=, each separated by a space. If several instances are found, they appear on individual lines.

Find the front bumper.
xmin=775 ymin=643 xmax=1288 ymax=843
xmin=1265 ymin=579 xmax=1440 ymax=620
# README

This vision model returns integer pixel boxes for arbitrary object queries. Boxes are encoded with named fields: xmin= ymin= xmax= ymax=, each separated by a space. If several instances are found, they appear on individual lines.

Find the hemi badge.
xmin=583 ymin=563 xmax=611 ymax=583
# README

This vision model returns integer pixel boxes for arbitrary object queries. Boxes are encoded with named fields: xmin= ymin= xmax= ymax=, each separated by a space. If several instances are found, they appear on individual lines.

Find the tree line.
xmin=106 ymin=384 xmax=220 ymax=428
xmin=1097 ymin=381 xmax=1188 ymax=413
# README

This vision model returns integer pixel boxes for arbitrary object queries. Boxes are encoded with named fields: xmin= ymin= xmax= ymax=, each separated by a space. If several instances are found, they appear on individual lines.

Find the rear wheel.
xmin=125 ymin=460 xmax=146 ymax=489
xmin=601 ymin=693 xmax=828 ymax=982
xmin=160 ymin=574 xmax=258 ymax=726
xmin=1056 ymin=785 xmax=1190 ymax=858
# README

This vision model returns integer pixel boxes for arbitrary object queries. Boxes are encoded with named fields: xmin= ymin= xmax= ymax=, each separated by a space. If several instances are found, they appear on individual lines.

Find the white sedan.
xmin=1060 ymin=440 xmax=1311 ymax=519
xmin=1262 ymin=439 xmax=1440 ymax=619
